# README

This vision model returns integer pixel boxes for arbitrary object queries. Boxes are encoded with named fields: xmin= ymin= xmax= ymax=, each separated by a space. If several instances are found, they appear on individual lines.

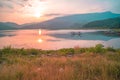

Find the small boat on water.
xmin=71 ymin=32 xmax=81 ymax=36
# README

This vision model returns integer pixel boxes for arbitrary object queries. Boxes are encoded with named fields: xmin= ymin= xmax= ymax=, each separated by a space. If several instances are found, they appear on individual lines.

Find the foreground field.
xmin=0 ymin=44 xmax=120 ymax=80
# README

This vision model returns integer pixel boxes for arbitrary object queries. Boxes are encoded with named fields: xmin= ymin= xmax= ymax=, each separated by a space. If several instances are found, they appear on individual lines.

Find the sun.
xmin=34 ymin=13 xmax=43 ymax=18
xmin=23 ymin=0 xmax=47 ymax=18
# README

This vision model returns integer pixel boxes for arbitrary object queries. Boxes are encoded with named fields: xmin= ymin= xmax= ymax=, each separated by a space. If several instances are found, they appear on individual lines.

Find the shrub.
xmin=107 ymin=47 xmax=116 ymax=52
xmin=0 ymin=50 xmax=2 ymax=57
xmin=116 ymin=49 xmax=120 ymax=54
xmin=27 ymin=49 xmax=39 ymax=55
xmin=94 ymin=44 xmax=105 ymax=54
xmin=58 ymin=48 xmax=74 ymax=56
xmin=2 ymin=46 xmax=13 ymax=54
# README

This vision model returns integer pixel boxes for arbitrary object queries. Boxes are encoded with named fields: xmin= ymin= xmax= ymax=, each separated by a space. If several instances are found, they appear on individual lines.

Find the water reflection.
xmin=38 ymin=29 xmax=43 ymax=43
xmin=38 ymin=38 xmax=43 ymax=43
xmin=0 ymin=29 xmax=120 ymax=49
xmin=47 ymin=32 xmax=119 ymax=41
xmin=0 ymin=30 xmax=15 ymax=37
xmin=39 ymin=29 xmax=42 ymax=35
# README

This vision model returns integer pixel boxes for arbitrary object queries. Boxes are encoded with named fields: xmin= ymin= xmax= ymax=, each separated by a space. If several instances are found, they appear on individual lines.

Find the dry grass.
xmin=0 ymin=53 xmax=120 ymax=80
xmin=0 ymin=46 xmax=120 ymax=80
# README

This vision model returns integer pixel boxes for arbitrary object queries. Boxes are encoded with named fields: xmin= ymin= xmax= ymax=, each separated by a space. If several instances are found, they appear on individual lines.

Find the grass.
xmin=0 ymin=44 xmax=120 ymax=80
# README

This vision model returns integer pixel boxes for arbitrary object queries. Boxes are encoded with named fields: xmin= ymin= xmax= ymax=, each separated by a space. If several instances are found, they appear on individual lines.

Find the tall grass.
xmin=0 ymin=45 xmax=120 ymax=80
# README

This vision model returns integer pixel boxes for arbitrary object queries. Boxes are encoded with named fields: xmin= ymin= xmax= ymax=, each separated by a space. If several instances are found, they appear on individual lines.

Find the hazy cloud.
xmin=0 ymin=0 xmax=13 ymax=9
xmin=44 ymin=13 xmax=62 ymax=17
xmin=0 ymin=0 xmax=31 ymax=9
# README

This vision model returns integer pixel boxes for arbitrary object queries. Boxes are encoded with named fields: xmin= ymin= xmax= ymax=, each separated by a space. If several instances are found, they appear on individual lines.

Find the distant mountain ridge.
xmin=0 ymin=11 xmax=120 ymax=30
xmin=83 ymin=17 xmax=120 ymax=29
xmin=0 ymin=22 xmax=20 ymax=30
xmin=22 ymin=11 xmax=120 ymax=29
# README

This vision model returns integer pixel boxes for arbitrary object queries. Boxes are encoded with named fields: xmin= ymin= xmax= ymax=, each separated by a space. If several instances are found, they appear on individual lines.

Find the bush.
xmin=107 ymin=47 xmax=116 ymax=52
xmin=94 ymin=44 xmax=105 ymax=54
xmin=27 ymin=49 xmax=39 ymax=55
xmin=0 ymin=50 xmax=2 ymax=57
xmin=74 ymin=48 xmax=86 ymax=54
xmin=57 ymin=48 xmax=74 ymax=56
xmin=116 ymin=49 xmax=120 ymax=54
xmin=2 ymin=46 xmax=13 ymax=54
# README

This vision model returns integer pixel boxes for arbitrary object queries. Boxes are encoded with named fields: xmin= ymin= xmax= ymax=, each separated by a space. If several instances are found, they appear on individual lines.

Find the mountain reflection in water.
xmin=0 ymin=29 xmax=120 ymax=50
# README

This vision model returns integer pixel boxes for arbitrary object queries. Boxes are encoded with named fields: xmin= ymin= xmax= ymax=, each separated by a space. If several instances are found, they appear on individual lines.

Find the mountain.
xmin=1 ymin=11 xmax=120 ymax=30
xmin=0 ymin=22 xmax=20 ymax=30
xmin=22 ymin=11 xmax=120 ymax=29
xmin=83 ymin=17 xmax=120 ymax=29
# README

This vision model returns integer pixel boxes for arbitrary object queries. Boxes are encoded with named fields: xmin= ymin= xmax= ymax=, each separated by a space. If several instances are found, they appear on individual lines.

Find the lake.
xmin=0 ymin=29 xmax=120 ymax=50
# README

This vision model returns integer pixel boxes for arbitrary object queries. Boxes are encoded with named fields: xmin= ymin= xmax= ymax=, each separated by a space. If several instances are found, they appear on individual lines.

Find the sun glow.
xmin=34 ymin=13 xmax=43 ymax=18
xmin=23 ymin=0 xmax=47 ymax=18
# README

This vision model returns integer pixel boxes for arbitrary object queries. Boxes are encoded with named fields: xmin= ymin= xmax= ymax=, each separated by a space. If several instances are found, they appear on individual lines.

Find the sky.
xmin=0 ymin=0 xmax=120 ymax=24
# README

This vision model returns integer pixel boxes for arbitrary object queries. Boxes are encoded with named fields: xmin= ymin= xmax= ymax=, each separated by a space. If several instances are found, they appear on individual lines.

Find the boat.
xmin=70 ymin=32 xmax=81 ymax=36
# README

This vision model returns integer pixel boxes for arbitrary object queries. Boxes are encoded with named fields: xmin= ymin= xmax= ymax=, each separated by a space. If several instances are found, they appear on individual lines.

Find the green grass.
xmin=0 ymin=45 xmax=120 ymax=80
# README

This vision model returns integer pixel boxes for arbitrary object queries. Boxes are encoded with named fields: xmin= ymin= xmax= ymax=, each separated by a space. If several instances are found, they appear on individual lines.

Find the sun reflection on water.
xmin=38 ymin=38 xmax=43 ymax=43
xmin=38 ymin=29 xmax=43 ymax=43
xmin=39 ymin=29 xmax=42 ymax=35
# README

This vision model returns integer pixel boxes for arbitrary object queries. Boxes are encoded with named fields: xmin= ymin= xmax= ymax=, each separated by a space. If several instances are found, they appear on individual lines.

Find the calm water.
xmin=0 ymin=29 xmax=120 ymax=50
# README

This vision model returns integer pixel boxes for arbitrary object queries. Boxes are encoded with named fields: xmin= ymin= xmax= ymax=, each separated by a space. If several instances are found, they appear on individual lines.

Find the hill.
xmin=22 ymin=11 xmax=120 ymax=29
xmin=1 ymin=11 xmax=120 ymax=30
xmin=83 ymin=17 xmax=120 ymax=29
xmin=0 ymin=22 xmax=20 ymax=30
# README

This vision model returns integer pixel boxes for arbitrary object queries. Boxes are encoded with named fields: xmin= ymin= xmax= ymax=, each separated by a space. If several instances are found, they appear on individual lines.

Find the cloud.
xmin=0 ymin=0 xmax=47 ymax=10
xmin=0 ymin=3 xmax=3 ymax=7
xmin=0 ymin=0 xmax=28 ymax=9
xmin=0 ymin=0 xmax=14 ymax=9
xmin=44 ymin=13 xmax=62 ymax=17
